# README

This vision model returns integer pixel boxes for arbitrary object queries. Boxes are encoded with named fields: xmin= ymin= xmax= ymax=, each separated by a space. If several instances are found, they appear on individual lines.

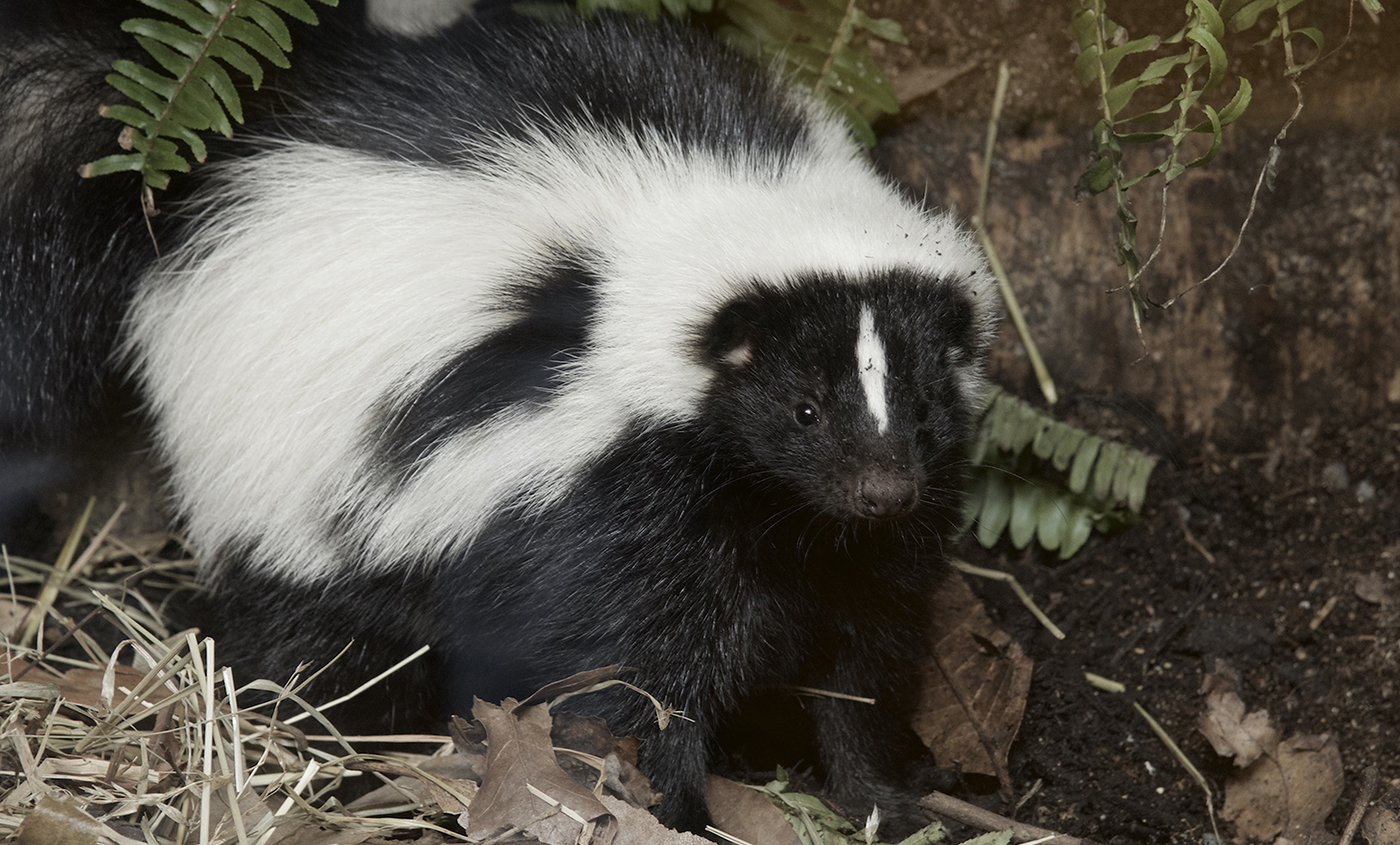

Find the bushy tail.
xmin=0 ymin=25 xmax=154 ymax=446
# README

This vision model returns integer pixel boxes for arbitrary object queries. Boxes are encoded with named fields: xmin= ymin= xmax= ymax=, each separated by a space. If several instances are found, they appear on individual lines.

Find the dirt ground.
xmin=864 ymin=0 xmax=1399 ymax=840
xmin=949 ymin=400 xmax=1399 ymax=841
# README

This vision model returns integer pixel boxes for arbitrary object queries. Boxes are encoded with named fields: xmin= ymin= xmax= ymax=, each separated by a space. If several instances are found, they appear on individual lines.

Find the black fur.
xmin=190 ymin=272 xmax=978 ymax=834
xmin=2 ymin=11 xmax=991 ymax=837
xmin=376 ymin=250 xmax=604 ymax=478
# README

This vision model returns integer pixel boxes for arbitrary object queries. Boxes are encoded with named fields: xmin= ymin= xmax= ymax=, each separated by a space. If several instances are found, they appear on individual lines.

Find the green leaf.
xmin=1126 ymin=454 xmax=1158 ymax=512
xmin=851 ymin=9 xmax=905 ymax=44
xmin=120 ymin=18 xmax=209 ymax=58
xmin=97 ymin=103 xmax=156 ymax=130
xmin=1105 ymin=77 xmax=1145 ymax=116
xmin=893 ymin=820 xmax=947 ymax=845
xmin=222 ymin=16 xmax=290 ymax=67
xmin=132 ymin=33 xmax=194 ymax=78
xmin=1059 ymin=502 xmax=1097 ymax=559
xmin=1035 ymin=490 xmax=1068 ymax=552
xmin=1111 ymin=450 xmax=1142 ymax=506
xmin=1185 ymin=24 xmax=1227 ymax=90
xmin=1188 ymin=0 xmax=1225 ymax=41
xmin=1284 ymin=27 xmax=1325 ymax=75
xmin=208 ymin=37 xmax=264 ymax=86
xmin=1074 ymin=46 xmax=1104 ymax=89
xmin=1228 ymin=0 xmax=1276 ymax=31
xmin=960 ymin=829 xmax=1015 ymax=845
xmin=975 ymin=472 xmax=1012 ymax=549
xmin=1218 ymin=0 xmax=1253 ymax=22
xmin=1032 ymin=420 xmax=1066 ymax=460
xmin=1137 ymin=51 xmax=1192 ymax=84
xmin=105 ymin=70 xmax=168 ymax=118
xmin=139 ymin=0 xmax=219 ymax=34
xmin=1092 ymin=441 xmax=1124 ymax=501
xmin=1217 ymin=77 xmax=1252 ymax=125
xmin=242 ymin=0 xmax=296 ymax=51
xmin=1097 ymin=34 xmax=1160 ymax=81
xmin=156 ymin=118 xmax=209 ymax=161
xmin=1008 ymin=480 xmax=1041 ymax=549
xmin=1070 ymin=7 xmax=1100 ymax=50
xmin=81 ymin=152 xmax=148 ymax=177
xmin=1068 ymin=435 xmax=1102 ymax=493
xmin=1050 ymin=425 xmax=1087 ymax=472
xmin=260 ymin=0 xmax=325 ymax=26
xmin=1076 ymin=154 xmax=1117 ymax=196
xmin=1183 ymin=103 xmax=1223 ymax=169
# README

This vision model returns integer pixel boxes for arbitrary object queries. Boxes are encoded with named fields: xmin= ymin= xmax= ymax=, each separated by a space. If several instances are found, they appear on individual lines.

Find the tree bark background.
xmin=872 ymin=0 xmax=1400 ymax=452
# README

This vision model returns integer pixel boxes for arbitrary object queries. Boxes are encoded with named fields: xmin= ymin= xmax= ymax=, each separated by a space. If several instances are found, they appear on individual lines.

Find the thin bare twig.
xmin=1337 ymin=764 xmax=1380 ymax=845
xmin=921 ymin=790 xmax=1103 ymax=845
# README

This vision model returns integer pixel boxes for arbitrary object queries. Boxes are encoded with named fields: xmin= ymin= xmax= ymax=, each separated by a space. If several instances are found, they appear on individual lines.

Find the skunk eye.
xmin=793 ymin=402 xmax=821 ymax=427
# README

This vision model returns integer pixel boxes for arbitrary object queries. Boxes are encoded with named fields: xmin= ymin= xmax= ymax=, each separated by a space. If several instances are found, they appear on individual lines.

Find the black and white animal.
xmin=0 ymin=8 xmax=997 ymax=834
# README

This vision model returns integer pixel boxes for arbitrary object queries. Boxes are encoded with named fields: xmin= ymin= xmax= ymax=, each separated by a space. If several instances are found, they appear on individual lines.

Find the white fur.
xmin=129 ymin=115 xmax=995 ymax=583
xmin=855 ymin=304 xmax=890 ymax=435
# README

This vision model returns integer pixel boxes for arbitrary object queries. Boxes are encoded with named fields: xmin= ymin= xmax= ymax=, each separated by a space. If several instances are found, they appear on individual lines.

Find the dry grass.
xmin=1 ymin=507 xmax=461 ymax=844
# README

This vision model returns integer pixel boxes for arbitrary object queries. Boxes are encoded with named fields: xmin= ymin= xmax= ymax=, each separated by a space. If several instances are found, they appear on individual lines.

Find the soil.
xmin=857 ymin=0 xmax=1400 ymax=839
xmin=950 ymin=400 xmax=1399 ymax=841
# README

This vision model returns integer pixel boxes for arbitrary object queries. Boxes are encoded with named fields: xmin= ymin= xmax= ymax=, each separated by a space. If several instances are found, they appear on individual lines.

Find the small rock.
xmin=1320 ymin=462 xmax=1350 ymax=491
xmin=1357 ymin=480 xmax=1377 ymax=502
xmin=1356 ymin=572 xmax=1389 ymax=605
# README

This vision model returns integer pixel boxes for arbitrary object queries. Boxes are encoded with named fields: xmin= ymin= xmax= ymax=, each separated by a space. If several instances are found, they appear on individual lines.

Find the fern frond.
xmin=720 ymin=0 xmax=905 ymax=145
xmin=82 ymin=0 xmax=337 ymax=195
xmin=965 ymin=389 xmax=1159 ymax=560
xmin=557 ymin=0 xmax=904 ymax=146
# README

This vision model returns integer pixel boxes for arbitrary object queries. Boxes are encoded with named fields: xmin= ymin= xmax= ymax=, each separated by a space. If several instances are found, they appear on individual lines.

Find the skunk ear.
xmin=705 ymin=297 xmax=766 ymax=369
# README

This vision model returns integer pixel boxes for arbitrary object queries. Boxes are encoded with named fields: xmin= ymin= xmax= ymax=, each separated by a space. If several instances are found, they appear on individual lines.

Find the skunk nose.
xmin=855 ymin=470 xmax=919 ymax=519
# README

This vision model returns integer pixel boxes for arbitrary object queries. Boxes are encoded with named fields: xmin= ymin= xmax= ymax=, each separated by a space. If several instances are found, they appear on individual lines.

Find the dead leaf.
xmin=889 ymin=61 xmax=979 ymax=105
xmin=0 ymin=660 xmax=147 ymax=711
xmin=1361 ymin=786 xmax=1400 ymax=845
xmin=448 ymin=714 xmax=489 ymax=780
xmin=913 ymin=574 xmax=1032 ymax=778
xmin=520 ymin=664 xmax=632 ymax=707
xmin=705 ymin=775 xmax=801 ymax=845
xmin=550 ymin=711 xmax=657 ymax=809
xmin=1221 ymin=733 xmax=1344 ymax=843
xmin=15 ymin=794 xmax=146 ymax=845
xmin=1199 ymin=662 xmax=1279 ymax=768
xmin=602 ymin=795 xmax=711 ymax=845
xmin=0 ymin=596 xmax=28 ymax=640
xmin=344 ymin=754 xmax=479 ymax=815
xmin=57 ymin=665 xmax=150 ymax=711
xmin=467 ymin=697 xmax=616 ymax=845
xmin=554 ymin=710 xmax=641 ymax=767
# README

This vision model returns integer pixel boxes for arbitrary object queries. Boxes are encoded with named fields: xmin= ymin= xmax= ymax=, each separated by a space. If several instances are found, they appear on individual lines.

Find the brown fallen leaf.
xmin=344 ymin=754 xmax=480 ymax=815
xmin=467 ymin=697 xmax=616 ymax=845
xmin=15 ymin=794 xmax=146 ymax=845
xmin=1199 ymin=661 xmax=1279 ymax=769
xmin=552 ymin=710 xmax=659 ymax=809
xmin=705 ymin=775 xmax=802 ymax=845
xmin=1202 ymin=660 xmax=1345 ymax=843
xmin=603 ymin=795 xmax=712 ymax=845
xmin=1220 ymin=733 xmax=1344 ymax=842
xmin=1361 ymin=786 xmax=1400 ymax=845
xmin=913 ymin=573 xmax=1032 ymax=779
xmin=0 ymin=596 xmax=28 ymax=640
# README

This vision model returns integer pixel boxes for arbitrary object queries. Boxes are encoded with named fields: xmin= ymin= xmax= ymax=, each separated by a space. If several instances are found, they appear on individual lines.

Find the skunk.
xmin=0 ymin=10 xmax=997 ymax=834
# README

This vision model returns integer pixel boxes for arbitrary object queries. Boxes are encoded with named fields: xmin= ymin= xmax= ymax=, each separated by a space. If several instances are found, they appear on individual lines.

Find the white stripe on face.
xmin=856 ymin=303 xmax=889 ymax=434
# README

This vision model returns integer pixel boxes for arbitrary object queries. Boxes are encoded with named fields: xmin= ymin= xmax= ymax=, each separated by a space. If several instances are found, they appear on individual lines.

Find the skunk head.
xmin=701 ymin=270 xmax=987 ymax=522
